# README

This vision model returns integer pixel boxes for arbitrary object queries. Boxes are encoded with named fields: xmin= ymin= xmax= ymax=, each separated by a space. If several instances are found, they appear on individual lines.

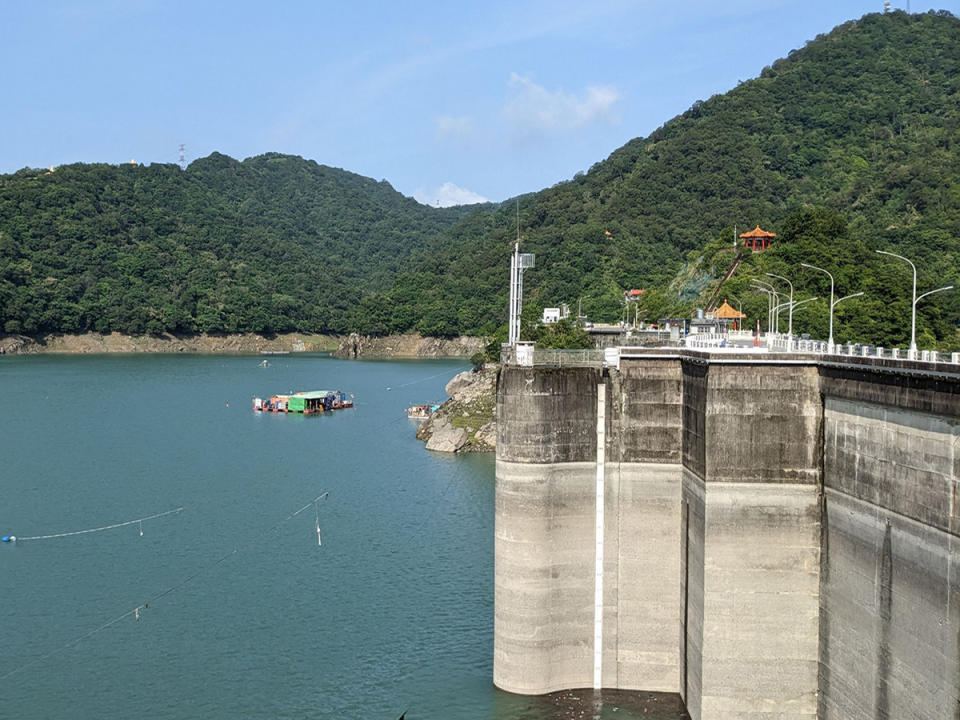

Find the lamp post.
xmin=876 ymin=250 xmax=916 ymax=357
xmin=800 ymin=263 xmax=836 ymax=352
xmin=752 ymin=280 xmax=779 ymax=333
xmin=771 ymin=296 xmax=817 ymax=349
xmin=753 ymin=287 xmax=772 ymax=334
xmin=830 ymin=292 xmax=864 ymax=350
xmin=876 ymin=250 xmax=953 ymax=359
xmin=766 ymin=273 xmax=794 ymax=349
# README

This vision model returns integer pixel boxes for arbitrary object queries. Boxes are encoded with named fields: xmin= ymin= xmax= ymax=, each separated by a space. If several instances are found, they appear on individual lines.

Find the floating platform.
xmin=254 ymin=390 xmax=353 ymax=414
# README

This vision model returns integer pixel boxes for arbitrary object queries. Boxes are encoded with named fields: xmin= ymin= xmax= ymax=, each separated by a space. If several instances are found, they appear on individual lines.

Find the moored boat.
xmin=406 ymin=403 xmax=439 ymax=420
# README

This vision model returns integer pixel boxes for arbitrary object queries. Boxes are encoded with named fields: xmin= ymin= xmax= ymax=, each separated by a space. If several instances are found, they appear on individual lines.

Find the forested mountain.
xmin=1 ymin=10 xmax=958 ymax=349
xmin=393 ymin=9 xmax=959 ymax=349
xmin=0 ymin=153 xmax=481 ymax=335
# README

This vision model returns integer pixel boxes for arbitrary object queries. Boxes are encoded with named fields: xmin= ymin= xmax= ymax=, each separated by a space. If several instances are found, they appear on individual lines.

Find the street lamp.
xmin=774 ymin=296 xmax=817 ymax=348
xmin=752 ymin=280 xmax=779 ymax=333
xmin=876 ymin=250 xmax=954 ymax=359
xmin=778 ymin=296 xmax=818 ymax=313
xmin=801 ymin=262 xmax=837 ymax=352
xmin=830 ymin=292 xmax=864 ymax=350
xmin=766 ymin=273 xmax=795 ymax=348
xmin=752 ymin=287 xmax=772 ymax=334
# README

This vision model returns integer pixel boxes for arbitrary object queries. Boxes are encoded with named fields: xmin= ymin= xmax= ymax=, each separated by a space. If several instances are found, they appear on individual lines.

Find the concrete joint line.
xmin=594 ymin=382 xmax=605 ymax=690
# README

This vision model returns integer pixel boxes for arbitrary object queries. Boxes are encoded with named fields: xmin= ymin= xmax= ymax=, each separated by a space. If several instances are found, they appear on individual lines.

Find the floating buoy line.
xmin=0 ymin=492 xmax=330 ymax=682
xmin=2 ymin=507 xmax=184 ymax=544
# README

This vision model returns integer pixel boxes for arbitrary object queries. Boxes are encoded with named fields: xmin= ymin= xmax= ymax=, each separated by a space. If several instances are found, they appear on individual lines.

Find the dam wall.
xmin=818 ymin=359 xmax=960 ymax=720
xmin=494 ymin=350 xmax=960 ymax=720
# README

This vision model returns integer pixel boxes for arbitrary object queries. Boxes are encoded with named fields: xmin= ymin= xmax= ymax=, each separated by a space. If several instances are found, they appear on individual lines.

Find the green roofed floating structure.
xmin=253 ymin=390 xmax=354 ymax=414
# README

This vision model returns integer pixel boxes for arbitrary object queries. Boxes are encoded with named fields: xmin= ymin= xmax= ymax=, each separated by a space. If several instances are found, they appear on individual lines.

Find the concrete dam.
xmin=494 ymin=348 xmax=959 ymax=720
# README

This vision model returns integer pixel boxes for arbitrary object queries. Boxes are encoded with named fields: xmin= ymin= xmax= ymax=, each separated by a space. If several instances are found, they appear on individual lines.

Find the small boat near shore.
xmin=254 ymin=390 xmax=354 ymax=414
xmin=407 ymin=403 xmax=439 ymax=420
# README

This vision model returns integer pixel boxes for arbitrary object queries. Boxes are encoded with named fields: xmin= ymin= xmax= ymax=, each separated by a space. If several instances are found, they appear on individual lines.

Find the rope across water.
xmin=9 ymin=507 xmax=184 ymax=542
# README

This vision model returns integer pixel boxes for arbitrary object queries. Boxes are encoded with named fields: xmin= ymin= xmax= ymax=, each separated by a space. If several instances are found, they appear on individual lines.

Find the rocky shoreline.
xmin=415 ymin=364 xmax=498 ymax=453
xmin=332 ymin=333 xmax=485 ymax=359
xmin=0 ymin=331 xmax=485 ymax=358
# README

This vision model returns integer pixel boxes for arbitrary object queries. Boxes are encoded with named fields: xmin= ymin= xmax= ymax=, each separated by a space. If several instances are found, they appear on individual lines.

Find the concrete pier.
xmin=495 ymin=367 xmax=600 ymax=694
xmin=494 ymin=350 xmax=960 ymax=720
xmin=680 ymin=358 xmax=822 ymax=720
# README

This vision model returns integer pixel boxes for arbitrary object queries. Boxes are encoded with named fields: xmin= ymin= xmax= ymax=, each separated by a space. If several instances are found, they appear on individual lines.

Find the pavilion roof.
xmin=739 ymin=225 xmax=776 ymax=238
xmin=713 ymin=300 xmax=746 ymax=319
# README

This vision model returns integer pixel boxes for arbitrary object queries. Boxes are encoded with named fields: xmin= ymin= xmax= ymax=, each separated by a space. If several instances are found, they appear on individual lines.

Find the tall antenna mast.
xmin=179 ymin=144 xmax=186 ymax=171
xmin=507 ymin=200 xmax=535 ymax=346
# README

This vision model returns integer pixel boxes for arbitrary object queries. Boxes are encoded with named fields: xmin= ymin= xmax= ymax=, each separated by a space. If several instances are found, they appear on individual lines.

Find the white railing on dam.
xmin=500 ymin=347 xmax=605 ymax=367
xmin=684 ymin=332 xmax=960 ymax=365
xmin=502 ymin=338 xmax=960 ymax=369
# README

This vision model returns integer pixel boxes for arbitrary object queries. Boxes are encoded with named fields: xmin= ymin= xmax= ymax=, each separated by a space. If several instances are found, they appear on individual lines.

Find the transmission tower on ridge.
xmin=179 ymin=144 xmax=186 ymax=171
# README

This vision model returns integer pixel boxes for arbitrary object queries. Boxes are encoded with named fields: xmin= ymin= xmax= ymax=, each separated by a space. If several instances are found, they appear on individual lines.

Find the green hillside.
xmin=392 ymin=10 xmax=959 ymax=349
xmin=1 ymin=10 xmax=957 ymax=349
xmin=0 ymin=153 xmax=480 ymax=336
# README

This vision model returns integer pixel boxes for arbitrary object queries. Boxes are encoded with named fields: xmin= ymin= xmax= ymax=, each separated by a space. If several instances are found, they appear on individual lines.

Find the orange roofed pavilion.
xmin=740 ymin=225 xmax=776 ymax=252
xmin=713 ymin=299 xmax=746 ymax=331
xmin=713 ymin=299 xmax=745 ymax=320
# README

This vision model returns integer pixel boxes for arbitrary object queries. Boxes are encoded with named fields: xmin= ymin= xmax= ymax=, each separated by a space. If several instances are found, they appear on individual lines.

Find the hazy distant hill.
xmin=1 ymin=10 xmax=957 ymax=348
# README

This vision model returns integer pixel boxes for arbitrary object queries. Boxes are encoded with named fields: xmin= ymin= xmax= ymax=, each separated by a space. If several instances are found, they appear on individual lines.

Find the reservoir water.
xmin=0 ymin=354 xmax=686 ymax=719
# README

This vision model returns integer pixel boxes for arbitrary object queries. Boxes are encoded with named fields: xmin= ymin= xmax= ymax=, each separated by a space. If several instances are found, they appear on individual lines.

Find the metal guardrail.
xmin=530 ymin=349 xmax=604 ymax=367
xmin=685 ymin=333 xmax=960 ymax=365
xmin=503 ymin=339 xmax=960 ymax=368
xmin=500 ymin=347 xmax=604 ymax=367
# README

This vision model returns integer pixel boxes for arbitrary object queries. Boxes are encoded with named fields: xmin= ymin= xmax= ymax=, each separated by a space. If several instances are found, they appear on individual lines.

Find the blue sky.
xmin=1 ymin=1 xmax=951 ymax=206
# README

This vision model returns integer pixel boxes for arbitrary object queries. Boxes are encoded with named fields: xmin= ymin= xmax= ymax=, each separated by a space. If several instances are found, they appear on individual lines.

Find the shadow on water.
xmin=493 ymin=689 xmax=690 ymax=720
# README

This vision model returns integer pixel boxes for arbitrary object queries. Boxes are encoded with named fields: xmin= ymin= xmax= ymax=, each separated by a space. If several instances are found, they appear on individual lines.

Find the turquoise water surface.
xmin=0 ymin=354 xmax=684 ymax=719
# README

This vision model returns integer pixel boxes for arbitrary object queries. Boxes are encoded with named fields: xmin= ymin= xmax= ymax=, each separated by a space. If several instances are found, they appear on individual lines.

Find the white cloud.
xmin=503 ymin=73 xmax=621 ymax=136
xmin=435 ymin=114 xmax=475 ymax=142
xmin=414 ymin=182 xmax=489 ymax=208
